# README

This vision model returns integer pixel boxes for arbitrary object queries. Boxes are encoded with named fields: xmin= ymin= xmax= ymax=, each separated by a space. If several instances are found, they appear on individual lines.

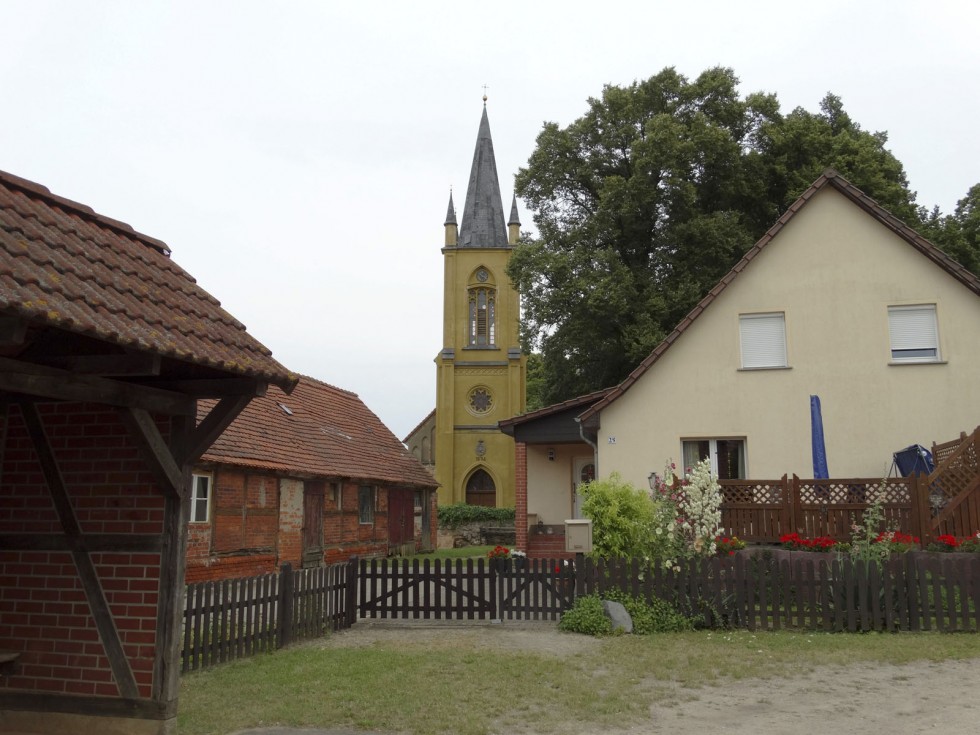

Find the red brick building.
xmin=187 ymin=376 xmax=438 ymax=583
xmin=0 ymin=170 xmax=295 ymax=734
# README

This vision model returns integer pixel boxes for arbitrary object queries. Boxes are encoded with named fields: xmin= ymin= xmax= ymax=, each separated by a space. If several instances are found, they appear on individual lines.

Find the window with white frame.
xmin=358 ymin=485 xmax=375 ymax=524
xmin=190 ymin=473 xmax=211 ymax=523
xmin=888 ymin=305 xmax=940 ymax=362
xmin=682 ymin=439 xmax=746 ymax=480
xmin=739 ymin=313 xmax=787 ymax=369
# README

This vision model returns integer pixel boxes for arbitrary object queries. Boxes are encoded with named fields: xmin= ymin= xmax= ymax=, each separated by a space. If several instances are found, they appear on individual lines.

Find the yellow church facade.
xmin=407 ymin=104 xmax=526 ymax=508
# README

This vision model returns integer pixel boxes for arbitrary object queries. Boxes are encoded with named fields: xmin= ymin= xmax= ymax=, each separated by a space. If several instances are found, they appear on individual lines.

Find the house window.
xmin=190 ymin=473 xmax=211 ymax=523
xmin=468 ymin=287 xmax=496 ymax=346
xmin=888 ymin=305 xmax=940 ymax=362
xmin=739 ymin=313 xmax=787 ymax=369
xmin=358 ymin=485 xmax=375 ymax=524
xmin=682 ymin=439 xmax=746 ymax=480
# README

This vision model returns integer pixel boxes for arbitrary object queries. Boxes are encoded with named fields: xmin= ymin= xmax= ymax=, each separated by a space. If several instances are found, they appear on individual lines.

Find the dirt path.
xmin=233 ymin=620 xmax=979 ymax=735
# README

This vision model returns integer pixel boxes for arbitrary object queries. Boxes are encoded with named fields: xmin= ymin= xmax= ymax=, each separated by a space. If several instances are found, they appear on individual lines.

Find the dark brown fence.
xmin=357 ymin=557 xmax=572 ymax=621
xmin=181 ymin=560 xmax=356 ymax=672
xmin=581 ymin=552 xmax=980 ymax=633
xmin=720 ymin=475 xmax=933 ymax=544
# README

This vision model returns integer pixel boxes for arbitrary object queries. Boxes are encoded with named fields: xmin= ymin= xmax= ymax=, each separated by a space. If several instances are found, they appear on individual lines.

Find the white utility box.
xmin=564 ymin=519 xmax=593 ymax=553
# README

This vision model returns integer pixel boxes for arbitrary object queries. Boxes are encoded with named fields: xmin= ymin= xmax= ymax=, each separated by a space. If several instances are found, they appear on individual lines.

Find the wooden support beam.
xmin=118 ymin=407 xmax=186 ymax=498
xmin=152 ymin=414 xmax=193 ymax=706
xmin=43 ymin=352 xmax=162 ymax=377
xmin=0 ymin=356 xmax=194 ymax=416
xmin=20 ymin=403 xmax=141 ymax=700
xmin=0 ymin=533 xmax=162 ymax=552
xmin=179 ymin=393 xmax=254 ymax=465
xmin=151 ymin=377 xmax=268 ymax=398
xmin=0 ymin=317 xmax=27 ymax=347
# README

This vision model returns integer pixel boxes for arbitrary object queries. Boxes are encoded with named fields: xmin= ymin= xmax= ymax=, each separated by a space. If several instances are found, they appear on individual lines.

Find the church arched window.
xmin=468 ymin=267 xmax=496 ymax=347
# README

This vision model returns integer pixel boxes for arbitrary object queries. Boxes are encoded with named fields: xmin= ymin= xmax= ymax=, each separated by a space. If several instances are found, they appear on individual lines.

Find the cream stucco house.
xmin=503 ymin=170 xmax=980 ymax=555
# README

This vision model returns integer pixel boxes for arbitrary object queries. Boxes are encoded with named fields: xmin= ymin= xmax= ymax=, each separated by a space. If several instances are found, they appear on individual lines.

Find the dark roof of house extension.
xmin=200 ymin=375 xmax=438 ymax=489
xmin=457 ymin=105 xmax=509 ymax=249
xmin=0 ymin=169 xmax=295 ymax=391
xmin=577 ymin=169 xmax=980 ymax=427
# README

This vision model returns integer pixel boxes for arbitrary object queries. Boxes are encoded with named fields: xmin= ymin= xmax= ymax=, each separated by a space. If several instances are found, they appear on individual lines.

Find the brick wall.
xmin=0 ymin=403 xmax=167 ymax=700
xmin=186 ymin=471 xmax=399 ymax=581
xmin=515 ymin=441 xmax=528 ymax=552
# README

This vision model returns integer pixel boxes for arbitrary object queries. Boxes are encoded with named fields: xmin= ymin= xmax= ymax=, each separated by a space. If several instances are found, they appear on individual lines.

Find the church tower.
xmin=435 ymin=103 xmax=526 ymax=507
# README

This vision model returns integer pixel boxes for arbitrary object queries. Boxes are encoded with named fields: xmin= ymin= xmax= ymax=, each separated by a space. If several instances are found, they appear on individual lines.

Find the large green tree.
xmin=509 ymin=67 xmax=939 ymax=407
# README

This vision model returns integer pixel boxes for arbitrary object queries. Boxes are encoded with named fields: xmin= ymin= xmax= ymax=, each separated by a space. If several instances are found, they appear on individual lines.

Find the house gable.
xmin=590 ymin=172 xmax=980 ymax=484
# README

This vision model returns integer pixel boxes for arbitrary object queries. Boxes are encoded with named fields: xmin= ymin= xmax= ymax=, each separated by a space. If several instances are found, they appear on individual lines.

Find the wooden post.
xmin=791 ymin=474 xmax=803 ymax=534
xmin=574 ymin=552 xmax=586 ymax=599
xmin=278 ymin=562 xmax=294 ymax=648
xmin=779 ymin=474 xmax=791 ymax=536
xmin=345 ymin=556 xmax=359 ymax=627
xmin=910 ymin=473 xmax=933 ymax=547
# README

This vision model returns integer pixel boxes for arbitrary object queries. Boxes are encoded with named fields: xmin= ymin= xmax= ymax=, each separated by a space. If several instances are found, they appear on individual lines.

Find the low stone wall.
xmin=437 ymin=521 xmax=516 ymax=549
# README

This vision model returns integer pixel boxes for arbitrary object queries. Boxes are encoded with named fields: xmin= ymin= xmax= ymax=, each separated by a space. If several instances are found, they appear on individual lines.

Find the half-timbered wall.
xmin=185 ymin=468 xmax=437 ymax=582
xmin=0 ymin=402 xmax=170 ymax=733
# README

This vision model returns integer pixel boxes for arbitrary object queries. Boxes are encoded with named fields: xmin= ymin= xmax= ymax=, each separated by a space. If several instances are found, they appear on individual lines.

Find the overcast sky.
xmin=3 ymin=1 xmax=977 ymax=440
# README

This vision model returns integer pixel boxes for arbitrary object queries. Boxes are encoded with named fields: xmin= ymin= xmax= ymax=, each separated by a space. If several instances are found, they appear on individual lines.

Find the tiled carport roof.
xmin=200 ymin=375 xmax=438 ymax=489
xmin=0 ymin=169 xmax=295 ymax=391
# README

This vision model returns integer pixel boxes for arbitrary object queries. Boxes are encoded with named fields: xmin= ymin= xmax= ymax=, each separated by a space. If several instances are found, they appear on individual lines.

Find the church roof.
xmin=458 ymin=106 xmax=508 ymax=248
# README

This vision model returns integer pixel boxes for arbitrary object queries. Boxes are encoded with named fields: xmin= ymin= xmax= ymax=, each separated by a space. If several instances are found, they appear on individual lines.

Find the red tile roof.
xmin=0 ymin=169 xmax=295 ymax=390
xmin=200 ymin=375 xmax=438 ymax=489
xmin=578 ymin=170 xmax=980 ymax=426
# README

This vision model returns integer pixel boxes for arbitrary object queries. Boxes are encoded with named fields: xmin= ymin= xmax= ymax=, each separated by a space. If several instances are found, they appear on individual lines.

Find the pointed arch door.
xmin=465 ymin=468 xmax=496 ymax=507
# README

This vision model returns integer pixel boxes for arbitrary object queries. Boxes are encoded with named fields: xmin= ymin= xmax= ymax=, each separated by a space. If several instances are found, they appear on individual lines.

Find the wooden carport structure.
xmin=0 ymin=170 xmax=296 ymax=734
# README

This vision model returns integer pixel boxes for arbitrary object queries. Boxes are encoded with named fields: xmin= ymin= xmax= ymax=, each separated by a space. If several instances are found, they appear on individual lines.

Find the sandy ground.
xmin=233 ymin=620 xmax=980 ymax=735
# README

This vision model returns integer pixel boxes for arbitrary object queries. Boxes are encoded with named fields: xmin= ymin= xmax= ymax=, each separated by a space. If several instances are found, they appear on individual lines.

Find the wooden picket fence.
xmin=181 ymin=559 xmax=356 ymax=671
xmin=582 ymin=552 xmax=980 ymax=633
xmin=180 ymin=550 xmax=978 ymax=672
xmin=357 ymin=557 xmax=573 ymax=621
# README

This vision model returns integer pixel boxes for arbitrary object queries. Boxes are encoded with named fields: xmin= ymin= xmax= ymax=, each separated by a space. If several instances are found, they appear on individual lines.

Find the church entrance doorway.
xmin=465 ymin=468 xmax=496 ymax=507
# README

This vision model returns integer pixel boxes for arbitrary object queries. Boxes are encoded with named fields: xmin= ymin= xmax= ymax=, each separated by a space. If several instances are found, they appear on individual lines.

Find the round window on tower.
xmin=467 ymin=386 xmax=494 ymax=415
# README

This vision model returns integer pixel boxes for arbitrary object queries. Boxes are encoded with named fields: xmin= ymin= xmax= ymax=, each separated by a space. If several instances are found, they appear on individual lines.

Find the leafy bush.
xmin=436 ymin=503 xmax=515 ymax=529
xmin=558 ymin=594 xmax=612 ymax=636
xmin=579 ymin=473 xmax=679 ymax=562
xmin=559 ymin=591 xmax=693 ymax=636
xmin=601 ymin=589 xmax=693 ymax=634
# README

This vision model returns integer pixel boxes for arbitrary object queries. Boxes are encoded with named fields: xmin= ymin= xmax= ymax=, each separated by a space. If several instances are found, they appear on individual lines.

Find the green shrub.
xmin=436 ymin=503 xmax=515 ymax=530
xmin=601 ymin=589 xmax=693 ymax=634
xmin=559 ymin=591 xmax=693 ymax=636
xmin=558 ymin=594 xmax=612 ymax=636
xmin=580 ymin=473 xmax=680 ymax=562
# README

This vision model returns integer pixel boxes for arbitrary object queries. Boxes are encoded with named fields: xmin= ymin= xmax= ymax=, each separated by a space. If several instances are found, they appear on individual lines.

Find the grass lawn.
xmin=177 ymin=626 xmax=980 ymax=735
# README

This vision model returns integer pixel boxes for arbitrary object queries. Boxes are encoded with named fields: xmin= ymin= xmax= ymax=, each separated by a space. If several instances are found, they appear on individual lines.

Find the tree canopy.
xmin=509 ymin=66 xmax=976 ymax=408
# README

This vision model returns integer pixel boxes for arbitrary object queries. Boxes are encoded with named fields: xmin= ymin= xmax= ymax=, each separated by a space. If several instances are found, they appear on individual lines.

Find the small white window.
xmin=739 ymin=313 xmax=787 ymax=369
xmin=888 ymin=305 xmax=939 ymax=362
xmin=190 ymin=474 xmax=211 ymax=523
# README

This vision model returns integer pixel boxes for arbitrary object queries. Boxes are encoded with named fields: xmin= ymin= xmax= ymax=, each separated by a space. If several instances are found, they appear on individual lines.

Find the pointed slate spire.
xmin=458 ymin=106 xmax=508 ymax=248
xmin=445 ymin=190 xmax=457 ymax=225
xmin=508 ymin=192 xmax=521 ymax=227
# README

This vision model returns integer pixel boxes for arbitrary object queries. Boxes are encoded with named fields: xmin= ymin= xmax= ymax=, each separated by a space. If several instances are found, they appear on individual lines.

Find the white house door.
xmin=572 ymin=458 xmax=595 ymax=519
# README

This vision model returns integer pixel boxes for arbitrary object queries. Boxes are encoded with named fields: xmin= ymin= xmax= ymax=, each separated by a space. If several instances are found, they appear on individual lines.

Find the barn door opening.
xmin=388 ymin=488 xmax=415 ymax=554
xmin=302 ymin=482 xmax=324 ymax=568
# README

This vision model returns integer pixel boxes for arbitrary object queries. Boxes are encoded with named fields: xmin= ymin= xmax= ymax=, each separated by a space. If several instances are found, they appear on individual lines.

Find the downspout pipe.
xmin=574 ymin=416 xmax=598 ymax=477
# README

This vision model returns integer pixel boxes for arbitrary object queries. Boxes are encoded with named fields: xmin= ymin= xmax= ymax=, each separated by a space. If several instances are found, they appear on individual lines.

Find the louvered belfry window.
xmin=468 ymin=287 xmax=496 ymax=346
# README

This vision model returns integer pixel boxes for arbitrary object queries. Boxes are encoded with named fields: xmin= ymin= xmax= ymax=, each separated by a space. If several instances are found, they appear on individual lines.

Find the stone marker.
xmin=602 ymin=600 xmax=633 ymax=634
